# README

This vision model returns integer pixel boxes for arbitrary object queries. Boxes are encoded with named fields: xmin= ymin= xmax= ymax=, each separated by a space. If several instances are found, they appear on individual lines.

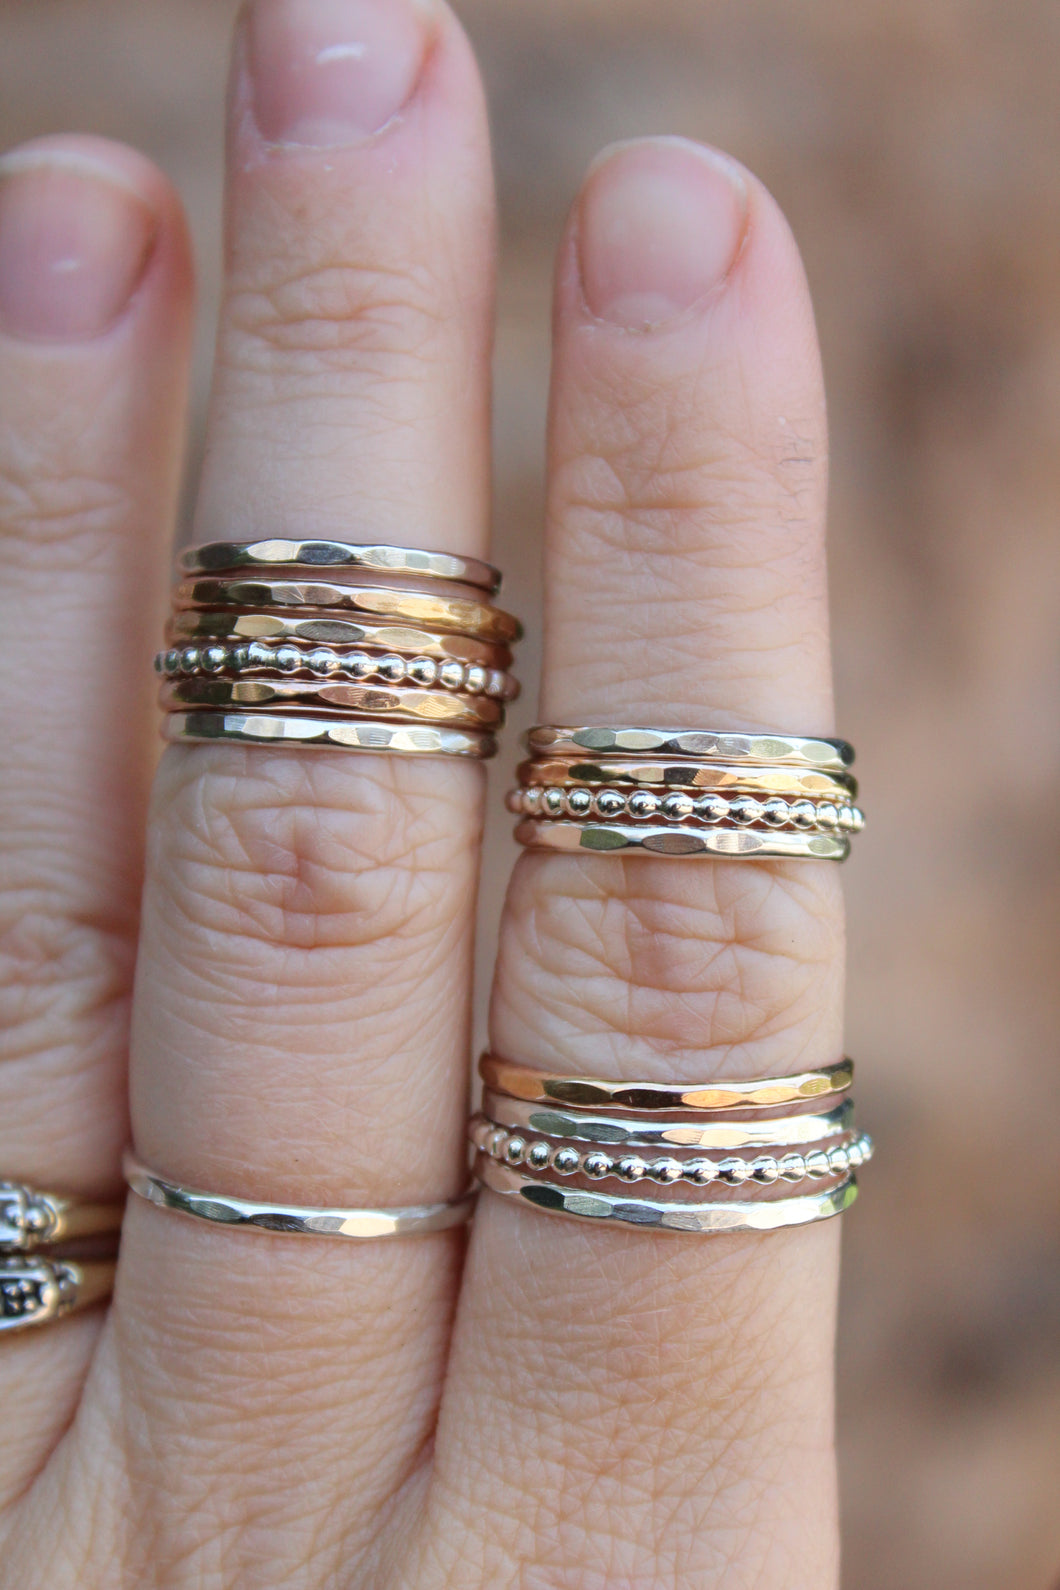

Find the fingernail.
xmin=0 ymin=153 xmax=157 ymax=341
xmin=578 ymin=137 xmax=747 ymax=329
xmin=248 ymin=0 xmax=432 ymax=148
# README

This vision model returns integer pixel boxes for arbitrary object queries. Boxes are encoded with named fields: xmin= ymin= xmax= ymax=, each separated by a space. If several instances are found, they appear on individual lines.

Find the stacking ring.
xmin=163 ymin=713 xmax=497 ymax=759
xmin=477 ymin=1158 xmax=858 ymax=1234
xmin=179 ymin=538 xmax=502 ymax=594
xmin=525 ymin=725 xmax=854 ymax=770
xmin=124 ymin=1153 xmax=476 ymax=1240
xmin=158 ymin=539 xmax=522 ymax=759
xmin=513 ymin=724 xmax=864 ymax=859
xmin=479 ymin=1053 xmax=854 ymax=1110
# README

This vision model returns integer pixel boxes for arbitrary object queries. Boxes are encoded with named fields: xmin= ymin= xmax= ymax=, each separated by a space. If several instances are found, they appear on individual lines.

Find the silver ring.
xmin=179 ymin=539 xmax=501 ymax=594
xmin=123 ymin=1153 xmax=476 ymax=1240
xmin=0 ymin=1257 xmax=115 ymax=1333
xmin=1 ymin=1180 xmax=124 ymax=1254
xmin=476 ymin=1155 xmax=857 ymax=1234
xmin=514 ymin=818 xmax=850 ymax=862
xmin=479 ymin=1092 xmax=856 ymax=1150
xmin=162 ymin=711 xmax=497 ymax=759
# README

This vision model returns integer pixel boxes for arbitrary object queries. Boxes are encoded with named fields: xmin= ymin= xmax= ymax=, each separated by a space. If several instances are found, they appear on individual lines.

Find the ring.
xmin=514 ymin=819 xmax=851 ymax=861
xmin=179 ymin=539 xmax=502 ymax=594
xmin=162 ymin=712 xmax=497 ymax=759
xmin=1 ymin=1257 xmax=116 ymax=1334
xmin=479 ymin=1091 xmax=856 ymax=1148
xmin=159 ymin=541 xmax=522 ymax=757
xmin=518 ymin=757 xmax=857 ymax=798
xmin=156 ymin=642 xmax=517 ymax=699
xmin=1 ymin=1180 xmax=124 ymax=1254
xmin=161 ymin=677 xmax=504 ymax=728
xmin=473 ymin=1053 xmax=870 ymax=1234
xmin=525 ymin=725 xmax=854 ymax=770
xmin=471 ymin=1116 xmax=873 ymax=1187
xmin=479 ymin=1053 xmax=853 ymax=1110
xmin=171 ymin=589 xmax=520 ymax=646
xmin=123 ymin=1153 xmax=477 ymax=1239
xmin=515 ymin=725 xmax=863 ymax=859
xmin=476 ymin=1157 xmax=858 ymax=1234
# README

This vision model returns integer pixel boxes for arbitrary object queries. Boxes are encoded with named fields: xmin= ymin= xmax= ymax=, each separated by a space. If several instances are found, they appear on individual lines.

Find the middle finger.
xmin=101 ymin=0 xmax=497 ymax=1576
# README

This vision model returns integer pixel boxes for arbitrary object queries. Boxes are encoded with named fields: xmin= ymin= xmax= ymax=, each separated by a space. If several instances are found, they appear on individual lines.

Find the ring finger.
xmin=433 ymin=137 xmax=847 ymax=1588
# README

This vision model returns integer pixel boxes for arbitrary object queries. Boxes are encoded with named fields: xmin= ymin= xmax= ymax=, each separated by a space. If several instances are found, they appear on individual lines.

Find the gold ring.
xmin=161 ymin=677 xmax=503 ymax=727
xmin=479 ymin=1053 xmax=854 ymax=1111
xmin=172 ymin=585 xmax=521 ymax=645
xmin=517 ymin=757 xmax=857 ymax=799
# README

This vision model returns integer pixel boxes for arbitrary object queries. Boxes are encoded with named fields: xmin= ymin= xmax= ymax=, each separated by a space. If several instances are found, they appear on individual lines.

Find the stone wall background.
xmin=2 ymin=2 xmax=1059 ymax=1585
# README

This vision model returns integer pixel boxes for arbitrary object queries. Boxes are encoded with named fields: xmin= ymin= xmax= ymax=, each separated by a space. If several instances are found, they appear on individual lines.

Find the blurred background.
xmin=2 ymin=1 xmax=1059 ymax=1584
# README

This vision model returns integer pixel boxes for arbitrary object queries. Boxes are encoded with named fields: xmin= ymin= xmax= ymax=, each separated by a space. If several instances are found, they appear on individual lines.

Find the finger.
xmin=434 ymin=139 xmax=845 ymax=1587
xmin=0 ymin=137 xmax=191 ymax=1497
xmin=94 ymin=0 xmax=497 ymax=1575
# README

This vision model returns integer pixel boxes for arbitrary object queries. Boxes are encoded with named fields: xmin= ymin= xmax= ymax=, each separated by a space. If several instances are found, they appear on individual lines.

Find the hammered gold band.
xmin=479 ymin=1053 xmax=854 ymax=1110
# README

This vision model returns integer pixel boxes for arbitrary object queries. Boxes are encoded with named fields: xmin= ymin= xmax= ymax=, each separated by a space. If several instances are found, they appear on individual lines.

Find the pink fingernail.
xmin=247 ymin=0 xmax=432 ymax=148
xmin=0 ymin=153 xmax=157 ymax=341
xmin=578 ymin=137 xmax=747 ymax=329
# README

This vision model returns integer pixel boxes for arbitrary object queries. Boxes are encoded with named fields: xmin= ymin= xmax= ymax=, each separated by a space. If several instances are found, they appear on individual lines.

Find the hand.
xmin=0 ymin=0 xmax=844 ymax=1584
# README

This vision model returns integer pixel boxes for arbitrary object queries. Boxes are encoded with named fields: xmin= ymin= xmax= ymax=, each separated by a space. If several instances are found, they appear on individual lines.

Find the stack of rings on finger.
xmin=0 ymin=1180 xmax=124 ymax=1334
xmin=510 ymin=724 xmax=864 ymax=859
xmin=470 ymin=1054 xmax=873 ymax=1234
xmin=154 ymin=539 xmax=522 ymax=759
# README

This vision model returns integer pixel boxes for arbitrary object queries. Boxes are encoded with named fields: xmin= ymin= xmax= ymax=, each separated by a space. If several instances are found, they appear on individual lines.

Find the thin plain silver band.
xmin=476 ymin=1155 xmax=858 ymax=1234
xmin=123 ymin=1153 xmax=477 ymax=1240
xmin=179 ymin=539 xmax=502 ymax=594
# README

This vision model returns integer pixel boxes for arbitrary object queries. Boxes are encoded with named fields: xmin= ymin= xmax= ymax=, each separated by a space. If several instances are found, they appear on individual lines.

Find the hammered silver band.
xmin=477 ymin=1157 xmax=859 ymax=1234
xmin=124 ymin=1153 xmax=476 ymax=1240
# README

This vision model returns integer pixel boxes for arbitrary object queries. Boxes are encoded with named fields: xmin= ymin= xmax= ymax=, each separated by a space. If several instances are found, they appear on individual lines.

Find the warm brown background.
xmin=2 ymin=1 xmax=1059 ymax=1585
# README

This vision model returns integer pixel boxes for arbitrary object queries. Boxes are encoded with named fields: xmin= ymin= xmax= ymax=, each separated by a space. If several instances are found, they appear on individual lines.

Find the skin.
xmin=0 ymin=1 xmax=845 ymax=1585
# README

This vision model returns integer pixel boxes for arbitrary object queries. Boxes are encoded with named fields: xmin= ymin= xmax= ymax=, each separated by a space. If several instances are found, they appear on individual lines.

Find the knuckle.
xmin=149 ymin=748 xmax=479 ymax=972
xmin=498 ymin=857 xmax=843 ymax=1071
xmin=0 ymin=447 xmax=134 ymax=565
xmin=222 ymin=250 xmax=447 ymax=373
xmin=0 ymin=890 xmax=132 ymax=1064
